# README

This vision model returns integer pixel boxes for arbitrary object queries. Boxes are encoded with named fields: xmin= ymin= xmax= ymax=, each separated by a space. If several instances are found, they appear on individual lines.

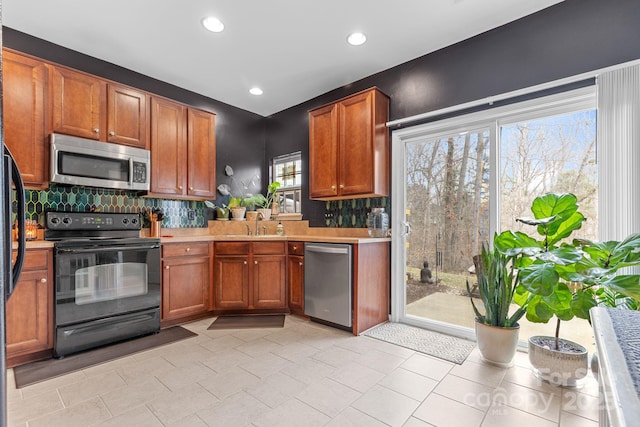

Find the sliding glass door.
xmin=391 ymin=87 xmax=598 ymax=347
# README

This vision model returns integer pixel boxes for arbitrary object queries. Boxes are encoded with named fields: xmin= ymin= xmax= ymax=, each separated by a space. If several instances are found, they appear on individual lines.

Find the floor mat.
xmin=363 ymin=322 xmax=475 ymax=364
xmin=208 ymin=314 xmax=285 ymax=330
xmin=13 ymin=326 xmax=197 ymax=388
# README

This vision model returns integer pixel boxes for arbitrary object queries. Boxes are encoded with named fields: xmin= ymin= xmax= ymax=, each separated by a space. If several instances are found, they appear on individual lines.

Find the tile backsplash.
xmin=22 ymin=185 xmax=206 ymax=228
xmin=324 ymin=197 xmax=390 ymax=228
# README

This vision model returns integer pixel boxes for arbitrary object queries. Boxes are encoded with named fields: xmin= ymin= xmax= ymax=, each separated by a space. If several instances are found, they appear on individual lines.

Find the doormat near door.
xmin=208 ymin=314 xmax=285 ymax=330
xmin=362 ymin=322 xmax=476 ymax=364
xmin=13 ymin=326 xmax=197 ymax=389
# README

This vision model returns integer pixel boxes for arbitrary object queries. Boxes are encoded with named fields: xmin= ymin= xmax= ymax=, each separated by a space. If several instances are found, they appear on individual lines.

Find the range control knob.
xmin=50 ymin=217 xmax=60 ymax=225
xmin=62 ymin=217 xmax=72 ymax=225
xmin=122 ymin=218 xmax=129 ymax=224
xmin=131 ymin=217 xmax=138 ymax=225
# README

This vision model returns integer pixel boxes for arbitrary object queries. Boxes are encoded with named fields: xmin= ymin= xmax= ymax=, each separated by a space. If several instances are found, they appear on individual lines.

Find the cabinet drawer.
xmin=215 ymin=241 xmax=250 ymax=255
xmin=163 ymin=242 xmax=210 ymax=258
xmin=12 ymin=249 xmax=49 ymax=271
xmin=288 ymin=242 xmax=304 ymax=256
xmin=253 ymin=241 xmax=286 ymax=255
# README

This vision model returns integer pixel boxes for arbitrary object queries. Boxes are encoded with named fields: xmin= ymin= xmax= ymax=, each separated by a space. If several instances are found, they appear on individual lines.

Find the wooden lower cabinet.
xmin=214 ymin=241 xmax=287 ymax=312
xmin=161 ymin=242 xmax=211 ymax=324
xmin=6 ymin=249 xmax=54 ymax=368
xmin=214 ymin=255 xmax=250 ymax=309
xmin=287 ymin=242 xmax=305 ymax=315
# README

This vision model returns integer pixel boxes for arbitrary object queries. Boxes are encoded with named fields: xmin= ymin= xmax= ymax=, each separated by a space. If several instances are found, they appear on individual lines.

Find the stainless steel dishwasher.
xmin=304 ymin=243 xmax=353 ymax=328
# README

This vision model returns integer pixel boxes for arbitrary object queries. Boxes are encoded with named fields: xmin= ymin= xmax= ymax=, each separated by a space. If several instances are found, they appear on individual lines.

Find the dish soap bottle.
xmin=276 ymin=221 xmax=284 ymax=236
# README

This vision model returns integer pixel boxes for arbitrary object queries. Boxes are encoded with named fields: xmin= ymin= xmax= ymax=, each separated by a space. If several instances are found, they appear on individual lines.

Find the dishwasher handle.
xmin=305 ymin=244 xmax=350 ymax=255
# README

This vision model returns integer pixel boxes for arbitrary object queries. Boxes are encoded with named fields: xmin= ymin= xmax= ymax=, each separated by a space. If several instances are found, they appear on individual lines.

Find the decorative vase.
xmin=475 ymin=320 xmax=520 ymax=367
xmin=528 ymin=335 xmax=588 ymax=387
xmin=257 ymin=208 xmax=271 ymax=220
xmin=230 ymin=207 xmax=246 ymax=219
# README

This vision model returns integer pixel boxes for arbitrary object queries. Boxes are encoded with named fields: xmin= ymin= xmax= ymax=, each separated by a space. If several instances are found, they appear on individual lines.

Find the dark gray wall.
xmin=266 ymin=0 xmax=640 ymax=226
xmin=3 ymin=28 xmax=266 ymax=209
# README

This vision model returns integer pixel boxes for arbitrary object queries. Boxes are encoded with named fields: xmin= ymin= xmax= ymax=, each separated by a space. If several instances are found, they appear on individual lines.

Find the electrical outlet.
xmin=187 ymin=210 xmax=196 ymax=220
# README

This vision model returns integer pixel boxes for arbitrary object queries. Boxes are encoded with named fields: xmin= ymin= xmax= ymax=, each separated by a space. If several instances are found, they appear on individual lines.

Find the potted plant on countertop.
xmin=494 ymin=192 xmax=640 ymax=386
xmin=467 ymin=241 xmax=529 ymax=367
xmin=255 ymin=181 xmax=281 ymax=220
xmin=228 ymin=197 xmax=246 ymax=220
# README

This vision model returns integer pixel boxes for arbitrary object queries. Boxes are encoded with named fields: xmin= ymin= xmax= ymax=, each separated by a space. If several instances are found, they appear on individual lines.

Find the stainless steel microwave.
xmin=50 ymin=133 xmax=150 ymax=191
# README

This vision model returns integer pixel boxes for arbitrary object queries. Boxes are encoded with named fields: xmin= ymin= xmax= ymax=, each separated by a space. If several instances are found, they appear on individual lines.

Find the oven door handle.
xmin=56 ymin=244 xmax=160 ymax=254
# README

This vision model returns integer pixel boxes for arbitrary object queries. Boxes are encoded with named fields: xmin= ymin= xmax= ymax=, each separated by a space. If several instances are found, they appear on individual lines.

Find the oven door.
xmin=54 ymin=240 xmax=161 ymax=327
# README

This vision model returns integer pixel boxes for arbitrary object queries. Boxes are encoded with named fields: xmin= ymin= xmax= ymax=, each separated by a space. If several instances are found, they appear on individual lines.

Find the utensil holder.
xmin=150 ymin=220 xmax=161 ymax=237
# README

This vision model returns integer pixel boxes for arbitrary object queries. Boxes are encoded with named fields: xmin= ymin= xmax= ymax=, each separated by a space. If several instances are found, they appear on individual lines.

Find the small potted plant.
xmin=255 ymin=182 xmax=281 ymax=220
xmin=228 ymin=197 xmax=246 ymax=220
xmin=495 ymin=192 xmax=640 ymax=386
xmin=467 ymin=241 xmax=529 ymax=367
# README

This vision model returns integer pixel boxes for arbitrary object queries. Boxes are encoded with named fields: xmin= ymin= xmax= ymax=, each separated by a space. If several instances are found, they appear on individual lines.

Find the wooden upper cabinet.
xmin=150 ymin=96 xmax=216 ymax=200
xmin=187 ymin=109 xmax=216 ymax=198
xmin=107 ymin=83 xmax=149 ymax=148
xmin=50 ymin=65 xmax=149 ymax=148
xmin=2 ymin=50 xmax=49 ymax=188
xmin=309 ymin=103 xmax=339 ymax=198
xmin=309 ymin=87 xmax=390 ymax=200
xmin=150 ymin=97 xmax=187 ymax=196
xmin=51 ymin=66 xmax=106 ymax=140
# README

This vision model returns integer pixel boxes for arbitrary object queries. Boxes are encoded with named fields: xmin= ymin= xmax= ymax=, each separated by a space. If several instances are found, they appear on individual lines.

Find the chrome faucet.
xmin=255 ymin=211 xmax=264 ymax=236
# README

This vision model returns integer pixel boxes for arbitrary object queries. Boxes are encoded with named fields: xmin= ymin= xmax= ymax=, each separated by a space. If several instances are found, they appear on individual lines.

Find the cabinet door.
xmin=150 ymin=97 xmax=187 ymax=196
xmin=214 ymin=256 xmax=250 ymax=309
xmin=287 ymin=255 xmax=304 ymax=315
xmin=162 ymin=256 xmax=210 ymax=321
xmin=6 ymin=249 xmax=53 ymax=366
xmin=339 ymin=90 xmax=374 ymax=196
xmin=3 ymin=50 xmax=49 ymax=188
xmin=51 ymin=66 xmax=106 ymax=140
xmin=107 ymin=83 xmax=149 ymax=148
xmin=252 ymin=255 xmax=286 ymax=309
xmin=309 ymin=103 xmax=339 ymax=198
xmin=187 ymin=109 xmax=216 ymax=198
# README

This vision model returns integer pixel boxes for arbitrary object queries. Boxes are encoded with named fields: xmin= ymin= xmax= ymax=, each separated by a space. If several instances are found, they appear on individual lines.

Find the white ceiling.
xmin=4 ymin=0 xmax=564 ymax=117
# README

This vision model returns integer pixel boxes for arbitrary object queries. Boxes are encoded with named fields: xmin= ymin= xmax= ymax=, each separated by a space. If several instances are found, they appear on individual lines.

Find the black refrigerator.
xmin=0 ymin=3 xmax=28 ymax=425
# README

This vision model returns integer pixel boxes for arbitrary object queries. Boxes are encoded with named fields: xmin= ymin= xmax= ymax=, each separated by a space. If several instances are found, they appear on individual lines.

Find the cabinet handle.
xmin=40 ymin=278 xmax=47 ymax=283
xmin=189 ymin=186 xmax=194 ymax=191
xmin=243 ymin=261 xmax=247 ymax=265
xmin=185 ymin=247 xmax=190 ymax=252
xmin=165 ymin=266 xmax=170 ymax=269
xmin=293 ymin=246 xmax=297 ymax=251
xmin=178 ymin=185 xmax=183 ymax=190
xmin=93 ymin=128 xmax=100 ymax=133
xmin=331 ymin=185 xmax=336 ymax=191
xmin=339 ymin=184 xmax=345 ymax=189
xmin=109 ymin=131 xmax=115 ymax=136
xmin=299 ymin=262 xmax=303 ymax=266
xmin=254 ymin=260 xmax=258 ymax=265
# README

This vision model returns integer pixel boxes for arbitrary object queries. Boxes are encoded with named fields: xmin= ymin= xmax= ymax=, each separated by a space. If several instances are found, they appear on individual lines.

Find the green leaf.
xmin=570 ymin=289 xmax=596 ymax=320
xmin=494 ymin=231 xmax=541 ymax=257
xmin=526 ymin=297 xmax=554 ymax=323
xmin=601 ymin=275 xmax=640 ymax=301
xmin=519 ymin=263 xmax=558 ymax=296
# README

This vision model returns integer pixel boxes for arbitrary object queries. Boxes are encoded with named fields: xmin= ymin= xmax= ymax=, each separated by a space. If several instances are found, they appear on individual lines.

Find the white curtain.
xmin=597 ymin=64 xmax=640 ymax=240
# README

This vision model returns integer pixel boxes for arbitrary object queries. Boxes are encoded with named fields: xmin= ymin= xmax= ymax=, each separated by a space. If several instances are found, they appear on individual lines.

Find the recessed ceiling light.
xmin=347 ymin=32 xmax=367 ymax=46
xmin=249 ymin=87 xmax=263 ymax=96
xmin=202 ymin=16 xmax=224 ymax=33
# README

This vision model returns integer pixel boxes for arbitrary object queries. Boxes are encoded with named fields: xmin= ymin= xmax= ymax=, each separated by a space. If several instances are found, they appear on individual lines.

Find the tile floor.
xmin=6 ymin=316 xmax=600 ymax=427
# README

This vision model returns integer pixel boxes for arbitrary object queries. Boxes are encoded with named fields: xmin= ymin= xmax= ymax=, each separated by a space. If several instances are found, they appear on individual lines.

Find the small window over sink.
xmin=271 ymin=151 xmax=302 ymax=213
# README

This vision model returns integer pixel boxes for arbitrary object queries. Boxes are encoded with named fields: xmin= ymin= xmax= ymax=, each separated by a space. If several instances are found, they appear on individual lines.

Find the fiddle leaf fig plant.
xmin=494 ymin=192 xmax=640 ymax=350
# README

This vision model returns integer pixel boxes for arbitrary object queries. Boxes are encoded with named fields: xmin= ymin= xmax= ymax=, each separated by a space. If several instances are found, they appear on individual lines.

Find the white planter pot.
xmin=257 ymin=208 xmax=271 ymax=220
xmin=475 ymin=320 xmax=520 ymax=367
xmin=528 ymin=335 xmax=588 ymax=387
xmin=230 ymin=207 xmax=246 ymax=219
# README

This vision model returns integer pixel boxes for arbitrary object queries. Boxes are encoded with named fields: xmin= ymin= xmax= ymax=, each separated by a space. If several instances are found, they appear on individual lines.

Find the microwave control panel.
xmin=133 ymin=162 xmax=147 ymax=184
